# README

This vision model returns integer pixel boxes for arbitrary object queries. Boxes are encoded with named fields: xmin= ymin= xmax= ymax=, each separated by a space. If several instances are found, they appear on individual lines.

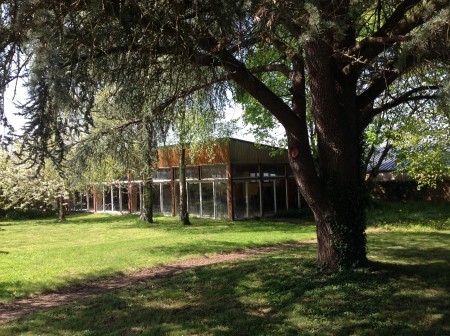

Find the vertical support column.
xmin=118 ymin=183 xmax=123 ymax=213
xmin=111 ymin=184 xmax=114 ymax=212
xmin=86 ymin=189 xmax=89 ymax=211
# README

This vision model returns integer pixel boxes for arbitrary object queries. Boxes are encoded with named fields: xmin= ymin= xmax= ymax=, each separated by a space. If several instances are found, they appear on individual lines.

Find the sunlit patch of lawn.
xmin=0 ymin=212 xmax=315 ymax=303
xmin=1 ymin=228 xmax=449 ymax=335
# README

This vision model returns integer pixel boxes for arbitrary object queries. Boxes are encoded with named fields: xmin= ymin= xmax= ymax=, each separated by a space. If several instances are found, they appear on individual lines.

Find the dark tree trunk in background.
xmin=140 ymin=123 xmax=155 ymax=223
xmin=179 ymin=146 xmax=190 ymax=225
xmin=58 ymin=194 xmax=66 ymax=221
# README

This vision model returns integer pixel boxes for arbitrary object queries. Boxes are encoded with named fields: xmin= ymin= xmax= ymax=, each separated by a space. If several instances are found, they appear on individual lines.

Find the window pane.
xmin=215 ymin=181 xmax=228 ymax=218
xmin=104 ymin=188 xmax=112 ymax=211
xmin=152 ymin=183 xmax=161 ymax=214
xmin=174 ymin=167 xmax=199 ymax=180
xmin=156 ymin=168 xmax=171 ymax=180
xmin=262 ymin=164 xmax=285 ymax=178
xmin=174 ymin=182 xmax=180 ymax=215
xmin=112 ymin=186 xmax=120 ymax=211
xmin=248 ymin=181 xmax=261 ymax=217
xmin=275 ymin=179 xmax=287 ymax=212
xmin=261 ymin=181 xmax=275 ymax=216
xmin=201 ymin=183 xmax=214 ymax=217
xmin=233 ymin=182 xmax=247 ymax=219
xmin=186 ymin=167 xmax=199 ymax=180
xmin=201 ymin=165 xmax=227 ymax=179
xmin=233 ymin=164 xmax=259 ymax=178
xmin=188 ymin=182 xmax=200 ymax=215
xmin=162 ymin=183 xmax=172 ymax=213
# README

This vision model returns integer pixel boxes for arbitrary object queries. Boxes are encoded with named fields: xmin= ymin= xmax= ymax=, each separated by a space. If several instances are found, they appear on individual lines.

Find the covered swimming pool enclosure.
xmin=70 ymin=138 xmax=304 ymax=220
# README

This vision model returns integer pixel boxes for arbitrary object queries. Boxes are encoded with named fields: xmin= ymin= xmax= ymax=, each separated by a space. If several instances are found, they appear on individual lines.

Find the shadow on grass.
xmin=2 ymin=232 xmax=449 ymax=335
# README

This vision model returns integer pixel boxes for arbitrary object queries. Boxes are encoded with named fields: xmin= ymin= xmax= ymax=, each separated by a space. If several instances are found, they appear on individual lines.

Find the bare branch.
xmin=361 ymin=85 xmax=440 ymax=128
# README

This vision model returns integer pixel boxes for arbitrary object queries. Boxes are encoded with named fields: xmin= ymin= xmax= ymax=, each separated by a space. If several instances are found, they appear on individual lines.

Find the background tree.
xmin=69 ymin=86 xmax=171 ymax=223
xmin=169 ymin=89 xmax=235 ymax=225
xmin=0 ymin=148 xmax=69 ymax=220
xmin=1 ymin=0 xmax=448 ymax=269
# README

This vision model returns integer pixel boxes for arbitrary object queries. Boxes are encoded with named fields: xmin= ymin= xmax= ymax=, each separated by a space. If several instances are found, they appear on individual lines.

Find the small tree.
xmin=0 ymin=148 xmax=69 ymax=219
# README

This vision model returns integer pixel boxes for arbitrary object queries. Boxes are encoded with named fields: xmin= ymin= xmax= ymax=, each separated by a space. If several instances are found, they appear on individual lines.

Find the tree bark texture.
xmin=58 ymin=194 xmax=66 ymax=221
xmin=179 ymin=146 xmax=190 ymax=225
xmin=301 ymin=38 xmax=367 ymax=268
xmin=140 ymin=178 xmax=153 ymax=223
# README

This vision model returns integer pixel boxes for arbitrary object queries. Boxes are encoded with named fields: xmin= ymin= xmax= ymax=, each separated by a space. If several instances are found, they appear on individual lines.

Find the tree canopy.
xmin=0 ymin=0 xmax=448 ymax=268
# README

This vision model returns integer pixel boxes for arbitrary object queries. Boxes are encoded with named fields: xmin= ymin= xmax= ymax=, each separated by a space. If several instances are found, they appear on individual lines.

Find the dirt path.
xmin=0 ymin=240 xmax=315 ymax=322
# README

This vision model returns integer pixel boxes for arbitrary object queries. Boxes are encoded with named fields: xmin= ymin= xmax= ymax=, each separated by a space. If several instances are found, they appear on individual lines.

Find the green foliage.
xmin=392 ymin=110 xmax=450 ymax=189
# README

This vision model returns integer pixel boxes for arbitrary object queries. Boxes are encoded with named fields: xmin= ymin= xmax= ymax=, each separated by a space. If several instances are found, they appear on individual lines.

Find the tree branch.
xmin=361 ymin=85 xmax=440 ymax=128
xmin=100 ymin=63 xmax=291 ymax=132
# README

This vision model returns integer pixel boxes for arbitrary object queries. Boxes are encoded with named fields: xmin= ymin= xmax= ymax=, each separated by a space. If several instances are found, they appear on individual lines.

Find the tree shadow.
xmin=2 ymin=237 xmax=449 ymax=335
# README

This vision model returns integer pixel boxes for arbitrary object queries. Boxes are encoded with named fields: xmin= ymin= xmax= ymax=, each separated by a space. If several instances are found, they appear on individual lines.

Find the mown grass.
xmin=0 ymin=213 xmax=315 ymax=303
xmin=1 ymin=202 xmax=449 ymax=335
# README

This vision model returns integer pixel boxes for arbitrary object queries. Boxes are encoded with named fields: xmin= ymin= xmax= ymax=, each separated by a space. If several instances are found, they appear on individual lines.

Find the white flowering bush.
xmin=0 ymin=150 xmax=69 ymax=213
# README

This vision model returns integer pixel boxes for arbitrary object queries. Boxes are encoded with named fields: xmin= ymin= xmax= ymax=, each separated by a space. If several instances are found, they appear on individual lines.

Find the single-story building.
xmin=70 ymin=138 xmax=303 ymax=220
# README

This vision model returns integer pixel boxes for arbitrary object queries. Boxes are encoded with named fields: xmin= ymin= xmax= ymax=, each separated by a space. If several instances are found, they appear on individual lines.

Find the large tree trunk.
xmin=299 ymin=37 xmax=367 ymax=268
xmin=140 ymin=177 xmax=153 ymax=223
xmin=179 ymin=146 xmax=190 ymax=225
xmin=216 ymin=33 xmax=368 ymax=269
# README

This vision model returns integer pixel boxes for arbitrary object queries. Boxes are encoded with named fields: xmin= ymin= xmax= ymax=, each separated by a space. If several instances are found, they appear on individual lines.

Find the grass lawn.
xmin=1 ymin=202 xmax=449 ymax=335
xmin=0 ymin=212 xmax=315 ymax=303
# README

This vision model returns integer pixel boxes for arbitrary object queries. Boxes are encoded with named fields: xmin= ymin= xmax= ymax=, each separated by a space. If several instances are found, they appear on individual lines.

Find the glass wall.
xmin=233 ymin=164 xmax=259 ymax=178
xmin=275 ymin=179 xmax=287 ymax=212
xmin=233 ymin=182 xmax=246 ymax=219
xmin=261 ymin=181 xmax=275 ymax=216
xmin=162 ymin=183 xmax=172 ymax=214
xmin=103 ymin=188 xmax=112 ymax=211
xmin=248 ymin=181 xmax=261 ymax=217
xmin=112 ymin=185 xmax=120 ymax=211
xmin=215 ymin=181 xmax=228 ymax=218
xmin=201 ymin=183 xmax=214 ymax=217
xmin=187 ymin=182 xmax=200 ymax=215
xmin=201 ymin=165 xmax=227 ymax=179
xmin=152 ymin=183 xmax=161 ymax=214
